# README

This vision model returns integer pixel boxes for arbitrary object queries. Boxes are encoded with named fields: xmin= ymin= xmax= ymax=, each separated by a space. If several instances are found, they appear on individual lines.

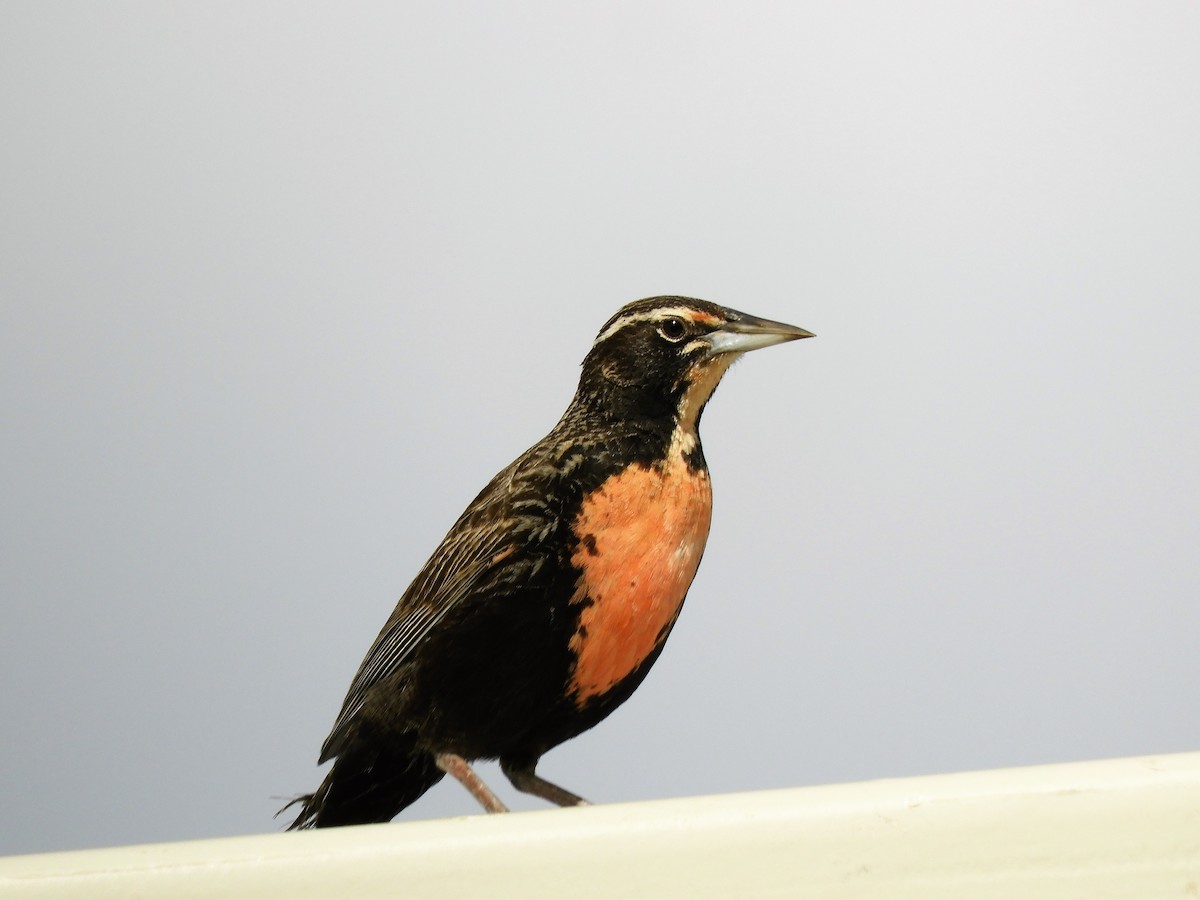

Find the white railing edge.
xmin=2 ymin=751 xmax=1198 ymax=898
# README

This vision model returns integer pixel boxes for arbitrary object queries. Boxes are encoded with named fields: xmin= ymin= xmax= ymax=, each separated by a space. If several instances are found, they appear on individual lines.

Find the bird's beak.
xmin=703 ymin=312 xmax=815 ymax=357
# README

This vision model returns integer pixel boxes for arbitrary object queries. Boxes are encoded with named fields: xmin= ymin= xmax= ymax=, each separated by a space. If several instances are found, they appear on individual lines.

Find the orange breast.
xmin=567 ymin=453 xmax=713 ymax=706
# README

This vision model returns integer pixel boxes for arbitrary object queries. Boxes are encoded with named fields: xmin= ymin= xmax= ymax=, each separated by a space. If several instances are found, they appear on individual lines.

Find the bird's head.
xmin=577 ymin=296 xmax=813 ymax=432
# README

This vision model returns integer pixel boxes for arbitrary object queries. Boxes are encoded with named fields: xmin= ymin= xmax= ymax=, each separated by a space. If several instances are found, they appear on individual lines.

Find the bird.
xmin=285 ymin=295 xmax=813 ymax=828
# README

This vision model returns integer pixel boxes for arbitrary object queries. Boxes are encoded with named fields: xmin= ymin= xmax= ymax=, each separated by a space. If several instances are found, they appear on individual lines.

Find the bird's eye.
xmin=657 ymin=317 xmax=687 ymax=342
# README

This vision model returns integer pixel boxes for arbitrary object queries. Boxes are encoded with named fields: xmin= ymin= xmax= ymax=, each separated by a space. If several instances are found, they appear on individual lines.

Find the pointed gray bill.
xmin=704 ymin=312 xmax=815 ymax=357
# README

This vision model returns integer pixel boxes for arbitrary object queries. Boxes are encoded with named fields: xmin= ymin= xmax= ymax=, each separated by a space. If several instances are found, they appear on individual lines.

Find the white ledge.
xmin=2 ymin=752 xmax=1199 ymax=898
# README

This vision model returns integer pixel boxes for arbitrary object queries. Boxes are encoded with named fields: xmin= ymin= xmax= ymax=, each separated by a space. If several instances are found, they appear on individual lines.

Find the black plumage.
xmin=286 ymin=296 xmax=812 ymax=827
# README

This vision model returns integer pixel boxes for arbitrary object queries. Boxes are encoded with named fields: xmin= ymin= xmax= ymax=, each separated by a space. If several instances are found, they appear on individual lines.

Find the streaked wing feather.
xmin=320 ymin=520 xmax=518 ymax=759
xmin=317 ymin=455 xmax=567 ymax=761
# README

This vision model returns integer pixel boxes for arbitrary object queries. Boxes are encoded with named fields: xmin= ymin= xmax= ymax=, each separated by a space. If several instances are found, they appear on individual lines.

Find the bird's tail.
xmin=282 ymin=736 xmax=445 ymax=829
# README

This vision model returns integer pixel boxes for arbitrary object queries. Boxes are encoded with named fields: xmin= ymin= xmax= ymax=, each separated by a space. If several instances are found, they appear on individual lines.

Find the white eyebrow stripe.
xmin=592 ymin=306 xmax=716 ymax=346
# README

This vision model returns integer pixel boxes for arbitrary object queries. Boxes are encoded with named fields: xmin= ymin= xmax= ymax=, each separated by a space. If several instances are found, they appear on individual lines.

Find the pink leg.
xmin=435 ymin=753 xmax=510 ymax=814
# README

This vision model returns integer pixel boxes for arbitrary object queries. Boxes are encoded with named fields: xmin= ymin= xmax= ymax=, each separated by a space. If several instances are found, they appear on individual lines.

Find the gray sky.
xmin=2 ymin=2 xmax=1198 ymax=856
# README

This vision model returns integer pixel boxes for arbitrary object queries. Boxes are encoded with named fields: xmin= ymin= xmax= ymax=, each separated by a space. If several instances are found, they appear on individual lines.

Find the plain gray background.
xmin=2 ymin=2 xmax=1197 ymax=856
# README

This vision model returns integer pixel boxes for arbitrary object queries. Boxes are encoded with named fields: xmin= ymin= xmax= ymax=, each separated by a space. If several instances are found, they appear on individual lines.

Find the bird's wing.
xmin=318 ymin=462 xmax=557 ymax=761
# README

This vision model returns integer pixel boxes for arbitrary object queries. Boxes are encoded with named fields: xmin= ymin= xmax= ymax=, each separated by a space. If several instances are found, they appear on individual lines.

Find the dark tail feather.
xmin=281 ymin=739 xmax=445 ymax=829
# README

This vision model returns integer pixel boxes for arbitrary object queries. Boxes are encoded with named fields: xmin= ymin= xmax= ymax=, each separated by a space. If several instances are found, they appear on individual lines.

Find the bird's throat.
xmin=675 ymin=352 xmax=739 ymax=437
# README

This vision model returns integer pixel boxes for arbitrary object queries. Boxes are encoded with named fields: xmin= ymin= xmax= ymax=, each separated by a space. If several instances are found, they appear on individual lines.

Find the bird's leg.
xmin=435 ymin=752 xmax=510 ymax=814
xmin=500 ymin=758 xmax=591 ymax=807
